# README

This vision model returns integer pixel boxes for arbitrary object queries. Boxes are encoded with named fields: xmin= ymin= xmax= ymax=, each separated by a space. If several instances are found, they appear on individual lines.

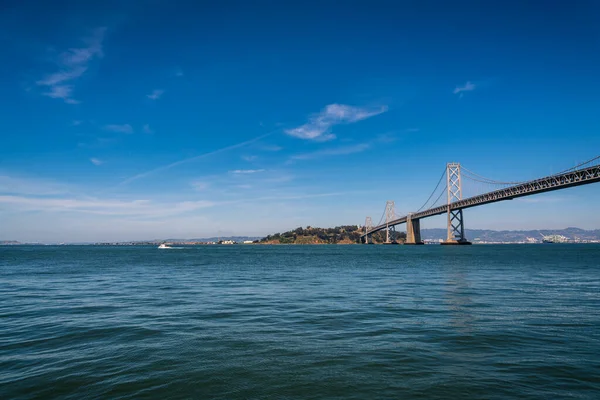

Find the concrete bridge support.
xmin=405 ymin=215 xmax=424 ymax=245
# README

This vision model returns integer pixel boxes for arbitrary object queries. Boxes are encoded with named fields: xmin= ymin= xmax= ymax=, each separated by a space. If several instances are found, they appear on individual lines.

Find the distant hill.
xmin=420 ymin=227 xmax=600 ymax=242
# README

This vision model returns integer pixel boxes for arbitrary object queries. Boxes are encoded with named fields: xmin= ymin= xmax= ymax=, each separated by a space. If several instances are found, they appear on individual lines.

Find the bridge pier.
xmin=405 ymin=214 xmax=424 ymax=245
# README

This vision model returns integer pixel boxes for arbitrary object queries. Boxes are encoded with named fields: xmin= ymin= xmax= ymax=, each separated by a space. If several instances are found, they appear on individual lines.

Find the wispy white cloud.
xmin=143 ymin=124 xmax=154 ymax=134
xmin=375 ymin=128 xmax=416 ymax=143
xmin=242 ymin=155 xmax=258 ymax=162
xmin=0 ymin=189 xmax=370 ymax=242
xmin=71 ymin=120 xmax=82 ymax=126
xmin=375 ymin=132 xmax=397 ymax=144
xmin=185 ymin=170 xmax=294 ymax=198
xmin=453 ymin=81 xmax=476 ymax=97
xmin=174 ymin=68 xmax=184 ymax=77
xmin=0 ymin=195 xmax=215 ymax=218
xmin=147 ymin=89 xmax=164 ymax=100
xmin=242 ymin=191 xmax=369 ymax=203
xmin=263 ymin=174 xmax=294 ymax=184
xmin=120 ymin=131 xmax=276 ymax=185
xmin=105 ymin=124 xmax=133 ymax=134
xmin=0 ymin=175 xmax=71 ymax=196
xmin=37 ymin=67 xmax=87 ymax=87
xmin=285 ymin=104 xmax=388 ymax=141
xmin=288 ymin=143 xmax=371 ymax=162
xmin=36 ymin=27 xmax=107 ymax=104
xmin=191 ymin=181 xmax=210 ymax=191
xmin=42 ymin=85 xmax=80 ymax=104
xmin=90 ymin=158 xmax=103 ymax=166
xmin=0 ymin=168 xmax=380 ymax=242
xmin=230 ymin=169 xmax=265 ymax=174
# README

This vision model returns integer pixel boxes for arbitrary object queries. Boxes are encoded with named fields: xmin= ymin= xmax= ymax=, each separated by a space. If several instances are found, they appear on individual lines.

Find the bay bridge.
xmin=361 ymin=156 xmax=600 ymax=245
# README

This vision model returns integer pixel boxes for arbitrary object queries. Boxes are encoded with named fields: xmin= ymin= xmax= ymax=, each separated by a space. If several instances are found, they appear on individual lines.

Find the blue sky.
xmin=1 ymin=0 xmax=599 ymax=242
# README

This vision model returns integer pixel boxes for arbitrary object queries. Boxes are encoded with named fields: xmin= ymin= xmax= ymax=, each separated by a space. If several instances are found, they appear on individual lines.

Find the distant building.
xmin=541 ymin=234 xmax=568 ymax=243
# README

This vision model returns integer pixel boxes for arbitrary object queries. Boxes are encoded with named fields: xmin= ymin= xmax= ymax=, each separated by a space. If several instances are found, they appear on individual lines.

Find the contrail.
xmin=120 ymin=131 xmax=276 ymax=186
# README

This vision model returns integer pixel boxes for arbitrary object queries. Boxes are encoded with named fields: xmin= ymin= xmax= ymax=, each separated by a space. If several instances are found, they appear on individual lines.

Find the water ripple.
xmin=1 ymin=244 xmax=599 ymax=399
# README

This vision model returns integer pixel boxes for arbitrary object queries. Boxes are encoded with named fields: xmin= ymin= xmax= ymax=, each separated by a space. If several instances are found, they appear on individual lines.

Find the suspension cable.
xmin=461 ymin=166 xmax=525 ymax=185
xmin=553 ymin=154 xmax=600 ymax=175
xmin=416 ymin=168 xmax=447 ymax=212
xmin=430 ymin=185 xmax=447 ymax=208
xmin=376 ymin=206 xmax=387 ymax=227
xmin=460 ymin=154 xmax=600 ymax=187
xmin=461 ymin=172 xmax=522 ymax=186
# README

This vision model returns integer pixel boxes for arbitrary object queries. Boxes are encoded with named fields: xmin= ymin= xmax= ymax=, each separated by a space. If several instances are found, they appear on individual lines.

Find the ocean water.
xmin=1 ymin=244 xmax=599 ymax=399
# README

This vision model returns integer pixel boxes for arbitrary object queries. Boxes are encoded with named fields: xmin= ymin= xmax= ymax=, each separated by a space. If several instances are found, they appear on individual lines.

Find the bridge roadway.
xmin=362 ymin=163 xmax=600 ymax=238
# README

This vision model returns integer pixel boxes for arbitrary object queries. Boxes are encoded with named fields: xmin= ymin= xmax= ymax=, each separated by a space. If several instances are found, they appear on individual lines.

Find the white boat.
xmin=158 ymin=243 xmax=172 ymax=249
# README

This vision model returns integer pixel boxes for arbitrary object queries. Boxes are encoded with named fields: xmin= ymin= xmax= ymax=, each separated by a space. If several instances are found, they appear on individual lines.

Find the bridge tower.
xmin=364 ymin=216 xmax=373 ymax=244
xmin=384 ymin=200 xmax=395 ymax=244
xmin=442 ymin=163 xmax=471 ymax=245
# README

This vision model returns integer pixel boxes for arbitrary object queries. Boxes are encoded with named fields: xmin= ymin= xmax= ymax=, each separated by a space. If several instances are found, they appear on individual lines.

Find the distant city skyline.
xmin=1 ymin=1 xmax=599 ymax=242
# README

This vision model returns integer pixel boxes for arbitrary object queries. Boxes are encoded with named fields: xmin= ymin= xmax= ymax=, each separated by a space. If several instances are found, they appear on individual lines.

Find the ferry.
xmin=158 ymin=243 xmax=173 ymax=249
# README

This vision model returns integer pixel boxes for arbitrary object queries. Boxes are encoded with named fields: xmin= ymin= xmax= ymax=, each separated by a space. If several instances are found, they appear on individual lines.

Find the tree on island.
xmin=259 ymin=225 xmax=407 ymax=244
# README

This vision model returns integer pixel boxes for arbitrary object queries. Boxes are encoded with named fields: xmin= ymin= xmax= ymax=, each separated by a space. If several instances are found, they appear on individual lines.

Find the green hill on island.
xmin=259 ymin=225 xmax=407 ymax=244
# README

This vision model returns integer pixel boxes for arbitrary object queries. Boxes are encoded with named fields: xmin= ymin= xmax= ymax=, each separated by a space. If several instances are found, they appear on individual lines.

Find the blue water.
xmin=1 ymin=245 xmax=599 ymax=399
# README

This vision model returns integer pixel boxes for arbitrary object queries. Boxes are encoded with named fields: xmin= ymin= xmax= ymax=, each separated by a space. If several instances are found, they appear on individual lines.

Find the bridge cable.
xmin=460 ymin=166 xmax=525 ymax=185
xmin=376 ymin=205 xmax=387 ymax=227
xmin=416 ymin=168 xmax=447 ymax=212
xmin=554 ymin=154 xmax=600 ymax=175
xmin=430 ymin=184 xmax=447 ymax=208
xmin=461 ymin=154 xmax=600 ymax=188
xmin=461 ymin=173 xmax=521 ymax=186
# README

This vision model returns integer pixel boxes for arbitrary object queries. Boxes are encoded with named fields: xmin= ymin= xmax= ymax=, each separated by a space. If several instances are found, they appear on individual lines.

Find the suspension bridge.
xmin=361 ymin=156 xmax=600 ymax=245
